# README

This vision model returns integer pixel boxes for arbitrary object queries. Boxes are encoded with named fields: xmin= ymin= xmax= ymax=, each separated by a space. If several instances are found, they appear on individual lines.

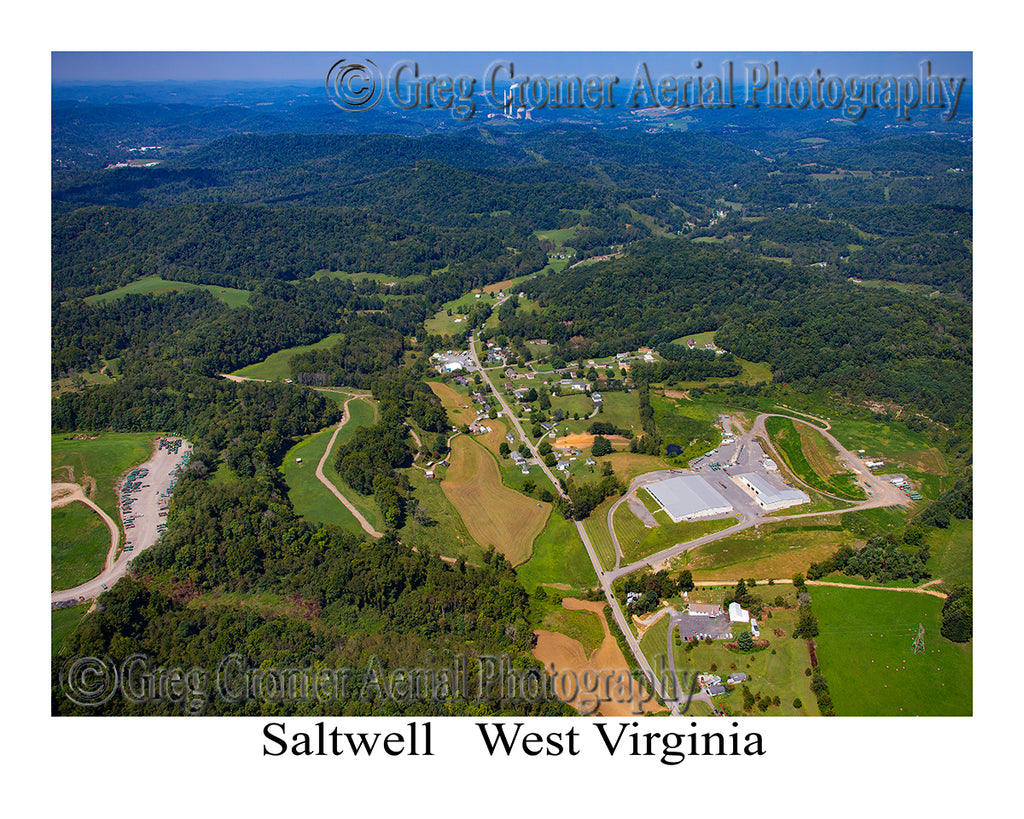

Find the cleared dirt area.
xmin=533 ymin=598 xmax=663 ymax=716
xmin=441 ymin=435 xmax=549 ymax=565
xmin=553 ymin=433 xmax=629 ymax=449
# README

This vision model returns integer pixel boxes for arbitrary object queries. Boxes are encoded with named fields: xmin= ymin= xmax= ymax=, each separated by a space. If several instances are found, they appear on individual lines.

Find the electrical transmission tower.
xmin=912 ymin=623 xmax=925 ymax=654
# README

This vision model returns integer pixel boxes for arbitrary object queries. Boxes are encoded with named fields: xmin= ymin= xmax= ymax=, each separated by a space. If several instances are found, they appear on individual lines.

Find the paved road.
xmin=469 ymin=333 xmax=684 ymax=714
xmin=469 ymin=333 xmax=567 ymax=499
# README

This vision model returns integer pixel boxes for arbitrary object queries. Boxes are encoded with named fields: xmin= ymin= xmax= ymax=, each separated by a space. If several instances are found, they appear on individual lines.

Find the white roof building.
xmin=644 ymin=475 xmax=733 ymax=522
xmin=733 ymin=472 xmax=809 ymax=512
xmin=729 ymin=602 xmax=750 ymax=623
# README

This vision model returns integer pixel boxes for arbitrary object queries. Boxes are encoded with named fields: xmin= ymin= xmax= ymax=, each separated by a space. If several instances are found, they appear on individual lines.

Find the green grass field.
xmin=85 ymin=275 xmax=250 ymax=308
xmin=279 ymin=398 xmax=381 ymax=536
xmin=616 ymin=502 xmax=738 ymax=564
xmin=52 ymin=432 xmax=157 ymax=520
xmin=813 ymin=585 xmax=971 ymax=715
xmin=550 ymin=392 xmax=596 ymax=420
xmin=517 ymin=511 xmax=596 ymax=592
xmin=280 ymin=426 xmax=363 ymax=533
xmin=425 ymin=308 xmax=476 ymax=337
xmin=534 ymin=227 xmax=578 ymax=248
xmin=925 ymin=519 xmax=972 ymax=592
xmin=683 ymin=518 xmax=854 ymax=582
xmin=581 ymin=498 xmax=618 ymax=571
xmin=310 ymin=269 xmax=427 ymax=285
xmin=398 ymin=466 xmax=487 ymax=564
xmin=231 ymin=333 xmax=346 ymax=381
xmin=52 ymin=605 xmax=91 ymax=656
xmin=650 ymin=392 xmax=719 ymax=463
xmin=825 ymin=415 xmax=947 ymax=479
xmin=52 ymin=502 xmax=110 ymax=590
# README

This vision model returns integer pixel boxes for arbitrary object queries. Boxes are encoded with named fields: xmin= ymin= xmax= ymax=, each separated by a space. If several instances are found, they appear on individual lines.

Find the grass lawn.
xmin=671 ymin=331 xmax=717 ymax=347
xmin=85 ymin=275 xmax=250 ymax=308
xmin=52 ymin=432 xmax=157 ymax=520
xmin=231 ymin=333 xmax=346 ymax=381
xmin=813 ymin=585 xmax=971 ymax=715
xmin=518 ymin=511 xmax=597 ymax=592
xmin=551 ymin=392 xmax=596 ymax=420
xmin=52 ymin=605 xmax=91 ymax=656
xmin=591 ymin=391 xmax=639 ymax=433
xmin=615 ymin=502 xmax=738 ymax=564
xmin=279 ymin=398 xmax=381 ymax=536
xmin=52 ymin=502 xmax=111 ymax=591
xmin=638 ymin=604 xmax=820 ymax=715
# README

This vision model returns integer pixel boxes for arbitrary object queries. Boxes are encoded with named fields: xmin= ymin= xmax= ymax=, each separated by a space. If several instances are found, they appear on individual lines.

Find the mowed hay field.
xmin=427 ymin=381 xmax=479 ymax=427
xmin=441 ymin=436 xmax=549 ymax=565
xmin=52 ymin=432 xmax=157 ymax=519
xmin=533 ymin=598 xmax=663 ymax=716
xmin=52 ymin=501 xmax=111 ymax=590
xmin=813 ymin=586 xmax=971 ymax=715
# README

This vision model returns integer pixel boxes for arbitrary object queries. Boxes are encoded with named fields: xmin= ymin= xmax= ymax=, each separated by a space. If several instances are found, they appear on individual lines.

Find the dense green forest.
xmin=510 ymin=238 xmax=970 ymax=425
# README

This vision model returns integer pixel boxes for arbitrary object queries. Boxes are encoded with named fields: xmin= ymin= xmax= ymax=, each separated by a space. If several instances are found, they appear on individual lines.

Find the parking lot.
xmin=119 ymin=437 xmax=192 ymax=555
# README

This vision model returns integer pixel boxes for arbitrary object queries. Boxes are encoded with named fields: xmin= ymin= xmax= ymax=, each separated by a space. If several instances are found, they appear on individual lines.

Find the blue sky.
xmin=52 ymin=51 xmax=972 ymax=84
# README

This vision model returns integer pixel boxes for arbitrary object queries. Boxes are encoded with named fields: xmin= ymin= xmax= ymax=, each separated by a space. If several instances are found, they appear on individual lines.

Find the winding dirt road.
xmin=315 ymin=395 xmax=384 ymax=539
xmin=51 ymin=483 xmax=120 ymax=574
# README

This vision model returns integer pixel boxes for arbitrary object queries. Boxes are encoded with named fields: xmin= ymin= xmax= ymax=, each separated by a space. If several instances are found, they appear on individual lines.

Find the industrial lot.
xmin=635 ymin=417 xmax=811 ymax=528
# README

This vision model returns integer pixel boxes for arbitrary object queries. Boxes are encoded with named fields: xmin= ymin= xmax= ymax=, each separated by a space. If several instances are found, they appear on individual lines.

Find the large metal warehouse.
xmin=733 ymin=472 xmax=809 ymax=511
xmin=644 ymin=475 xmax=733 ymax=522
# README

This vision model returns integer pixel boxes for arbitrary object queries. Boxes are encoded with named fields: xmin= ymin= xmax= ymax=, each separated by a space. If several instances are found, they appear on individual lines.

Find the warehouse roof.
xmin=645 ymin=474 xmax=733 ymax=522
xmin=734 ymin=472 xmax=809 ymax=506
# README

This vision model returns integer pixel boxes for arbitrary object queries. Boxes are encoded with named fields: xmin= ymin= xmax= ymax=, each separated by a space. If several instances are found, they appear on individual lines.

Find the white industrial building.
xmin=733 ymin=472 xmax=809 ymax=512
xmin=644 ymin=475 xmax=733 ymax=522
